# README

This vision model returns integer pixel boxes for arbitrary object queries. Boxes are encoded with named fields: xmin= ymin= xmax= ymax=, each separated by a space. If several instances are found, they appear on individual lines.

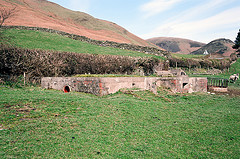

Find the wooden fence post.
xmin=24 ymin=72 xmax=26 ymax=86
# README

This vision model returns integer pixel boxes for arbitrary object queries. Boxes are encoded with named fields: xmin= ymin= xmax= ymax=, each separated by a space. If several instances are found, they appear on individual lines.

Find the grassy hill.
xmin=0 ymin=86 xmax=239 ymax=158
xmin=2 ymin=29 xmax=164 ymax=59
xmin=0 ymin=0 xmax=154 ymax=47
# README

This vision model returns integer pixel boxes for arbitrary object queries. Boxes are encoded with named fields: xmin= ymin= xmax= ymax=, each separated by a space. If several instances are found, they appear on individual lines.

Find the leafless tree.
xmin=0 ymin=7 xmax=17 ymax=27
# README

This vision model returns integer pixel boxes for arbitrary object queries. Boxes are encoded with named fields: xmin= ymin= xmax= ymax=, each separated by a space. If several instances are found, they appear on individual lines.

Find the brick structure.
xmin=41 ymin=76 xmax=207 ymax=96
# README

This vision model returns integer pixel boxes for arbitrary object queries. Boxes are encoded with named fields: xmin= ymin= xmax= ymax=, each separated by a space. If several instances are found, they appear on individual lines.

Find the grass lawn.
xmin=0 ymin=86 xmax=239 ymax=158
xmin=1 ymin=29 xmax=164 ymax=59
xmin=172 ymin=53 xmax=205 ymax=59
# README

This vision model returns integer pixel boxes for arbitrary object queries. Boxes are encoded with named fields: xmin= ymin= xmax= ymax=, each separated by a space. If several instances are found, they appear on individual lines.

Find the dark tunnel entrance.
xmin=63 ymin=85 xmax=71 ymax=93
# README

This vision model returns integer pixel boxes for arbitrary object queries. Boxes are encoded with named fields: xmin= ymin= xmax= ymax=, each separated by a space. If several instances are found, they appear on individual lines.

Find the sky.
xmin=48 ymin=0 xmax=240 ymax=43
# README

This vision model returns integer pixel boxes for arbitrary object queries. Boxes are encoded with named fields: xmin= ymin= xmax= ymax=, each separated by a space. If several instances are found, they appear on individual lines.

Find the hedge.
xmin=0 ymin=46 xmax=163 ymax=80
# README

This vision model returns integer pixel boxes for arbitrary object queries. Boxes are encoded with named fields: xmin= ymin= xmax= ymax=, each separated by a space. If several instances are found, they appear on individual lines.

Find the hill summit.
xmin=191 ymin=38 xmax=235 ymax=56
xmin=1 ymin=0 xmax=155 ymax=47
xmin=146 ymin=37 xmax=205 ymax=54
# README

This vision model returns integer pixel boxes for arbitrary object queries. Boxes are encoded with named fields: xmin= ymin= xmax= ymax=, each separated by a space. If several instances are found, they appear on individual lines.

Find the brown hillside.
xmin=1 ymin=0 xmax=156 ymax=47
xmin=147 ymin=37 xmax=205 ymax=54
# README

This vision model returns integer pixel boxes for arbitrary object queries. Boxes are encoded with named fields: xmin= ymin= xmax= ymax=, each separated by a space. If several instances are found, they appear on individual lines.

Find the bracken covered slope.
xmin=147 ymin=37 xmax=205 ymax=54
xmin=1 ymin=0 xmax=156 ymax=47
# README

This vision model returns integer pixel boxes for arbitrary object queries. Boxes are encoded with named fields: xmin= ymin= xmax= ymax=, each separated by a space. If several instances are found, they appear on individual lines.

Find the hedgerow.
xmin=0 ymin=46 xmax=164 ymax=82
xmin=169 ymin=57 xmax=231 ymax=70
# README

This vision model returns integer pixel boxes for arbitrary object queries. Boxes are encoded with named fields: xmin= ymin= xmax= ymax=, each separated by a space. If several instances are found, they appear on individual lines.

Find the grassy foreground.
xmin=1 ymin=29 xmax=164 ymax=59
xmin=0 ymin=86 xmax=239 ymax=158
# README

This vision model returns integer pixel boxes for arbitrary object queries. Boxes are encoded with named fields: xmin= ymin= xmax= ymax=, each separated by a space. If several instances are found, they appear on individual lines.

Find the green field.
xmin=1 ymin=29 xmax=164 ymax=59
xmin=172 ymin=53 xmax=205 ymax=59
xmin=0 ymin=86 xmax=239 ymax=158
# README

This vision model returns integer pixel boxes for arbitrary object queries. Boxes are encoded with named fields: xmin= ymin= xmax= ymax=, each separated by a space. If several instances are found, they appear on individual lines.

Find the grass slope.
xmin=1 ymin=86 xmax=239 ymax=158
xmin=2 ymin=29 xmax=164 ymax=59
xmin=172 ymin=53 xmax=205 ymax=59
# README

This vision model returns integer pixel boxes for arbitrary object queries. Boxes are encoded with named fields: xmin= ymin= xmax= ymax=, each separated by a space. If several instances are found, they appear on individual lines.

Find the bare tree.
xmin=0 ymin=7 xmax=17 ymax=27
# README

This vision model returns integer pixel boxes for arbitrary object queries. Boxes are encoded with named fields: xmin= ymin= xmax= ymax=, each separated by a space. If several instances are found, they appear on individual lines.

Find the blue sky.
xmin=48 ymin=0 xmax=240 ymax=43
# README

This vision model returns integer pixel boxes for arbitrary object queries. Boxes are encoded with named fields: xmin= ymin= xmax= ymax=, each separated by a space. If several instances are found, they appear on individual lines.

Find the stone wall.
xmin=41 ymin=76 xmax=207 ymax=96
xmin=2 ymin=26 xmax=170 ymax=57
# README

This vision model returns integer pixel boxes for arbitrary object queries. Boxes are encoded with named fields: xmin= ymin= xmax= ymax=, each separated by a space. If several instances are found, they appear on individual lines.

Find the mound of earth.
xmin=1 ymin=0 xmax=157 ymax=48
xmin=147 ymin=37 xmax=205 ymax=54
xmin=191 ymin=38 xmax=235 ymax=56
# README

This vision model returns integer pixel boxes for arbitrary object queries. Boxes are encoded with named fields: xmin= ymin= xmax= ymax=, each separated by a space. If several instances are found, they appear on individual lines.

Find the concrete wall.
xmin=155 ymin=77 xmax=207 ymax=93
xmin=41 ymin=76 xmax=207 ymax=96
xmin=41 ymin=77 xmax=103 ymax=95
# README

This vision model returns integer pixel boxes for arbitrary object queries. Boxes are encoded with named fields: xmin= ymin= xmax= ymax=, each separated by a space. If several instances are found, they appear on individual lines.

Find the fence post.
xmin=24 ymin=72 xmax=26 ymax=86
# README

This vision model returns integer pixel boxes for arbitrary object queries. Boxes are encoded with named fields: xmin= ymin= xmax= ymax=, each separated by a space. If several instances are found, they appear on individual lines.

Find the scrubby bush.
xmin=199 ymin=60 xmax=212 ymax=69
xmin=230 ymin=53 xmax=238 ymax=61
xmin=0 ymin=46 xmax=164 ymax=83
xmin=169 ymin=57 xmax=231 ymax=70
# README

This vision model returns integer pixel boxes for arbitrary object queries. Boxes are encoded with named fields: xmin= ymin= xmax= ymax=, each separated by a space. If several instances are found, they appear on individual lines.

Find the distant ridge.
xmin=191 ymin=38 xmax=235 ymax=56
xmin=147 ymin=37 xmax=205 ymax=54
xmin=1 ymin=0 xmax=157 ymax=48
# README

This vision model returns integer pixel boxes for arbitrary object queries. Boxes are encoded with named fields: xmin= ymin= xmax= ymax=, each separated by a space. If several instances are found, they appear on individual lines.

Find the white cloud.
xmin=68 ymin=0 xmax=90 ymax=12
xmin=173 ymin=0 xmax=236 ymax=22
xmin=142 ymin=6 xmax=240 ymax=43
xmin=140 ymin=0 xmax=183 ymax=18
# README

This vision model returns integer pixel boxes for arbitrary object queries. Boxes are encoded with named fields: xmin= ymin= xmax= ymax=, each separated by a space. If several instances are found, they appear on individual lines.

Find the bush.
xmin=0 ymin=46 xmax=163 ymax=82
xmin=169 ymin=57 xmax=231 ymax=70
xmin=230 ymin=53 xmax=238 ymax=61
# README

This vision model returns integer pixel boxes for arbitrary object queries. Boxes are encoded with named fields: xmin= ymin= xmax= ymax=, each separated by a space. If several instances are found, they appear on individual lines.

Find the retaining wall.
xmin=41 ymin=76 xmax=207 ymax=95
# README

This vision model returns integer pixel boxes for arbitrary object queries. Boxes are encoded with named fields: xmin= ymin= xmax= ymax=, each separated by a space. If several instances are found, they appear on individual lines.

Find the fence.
xmin=0 ymin=74 xmax=41 ymax=86
xmin=207 ymin=77 xmax=229 ymax=88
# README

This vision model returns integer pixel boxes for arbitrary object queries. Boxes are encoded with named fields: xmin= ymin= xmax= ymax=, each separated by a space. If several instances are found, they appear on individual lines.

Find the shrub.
xmin=0 ymin=46 xmax=163 ymax=82
xmin=169 ymin=57 xmax=230 ymax=70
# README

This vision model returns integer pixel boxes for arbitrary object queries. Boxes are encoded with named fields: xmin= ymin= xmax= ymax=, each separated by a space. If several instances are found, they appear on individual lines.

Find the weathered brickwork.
xmin=41 ymin=76 xmax=207 ymax=96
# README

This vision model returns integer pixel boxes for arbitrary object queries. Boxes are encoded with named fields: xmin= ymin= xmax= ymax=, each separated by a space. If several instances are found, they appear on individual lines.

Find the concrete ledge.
xmin=41 ymin=76 xmax=208 ymax=96
xmin=208 ymin=87 xmax=228 ymax=92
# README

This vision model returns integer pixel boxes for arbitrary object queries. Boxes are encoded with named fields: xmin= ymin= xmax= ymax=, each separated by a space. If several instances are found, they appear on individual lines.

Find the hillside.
xmin=2 ymin=29 xmax=165 ymax=59
xmin=0 ymin=0 xmax=156 ymax=47
xmin=191 ymin=38 xmax=235 ymax=56
xmin=147 ymin=37 xmax=205 ymax=54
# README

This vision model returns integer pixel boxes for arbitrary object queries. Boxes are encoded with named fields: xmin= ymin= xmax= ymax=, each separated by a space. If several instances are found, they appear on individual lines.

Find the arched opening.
xmin=63 ymin=85 xmax=71 ymax=93
xmin=183 ymin=83 xmax=188 ymax=88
